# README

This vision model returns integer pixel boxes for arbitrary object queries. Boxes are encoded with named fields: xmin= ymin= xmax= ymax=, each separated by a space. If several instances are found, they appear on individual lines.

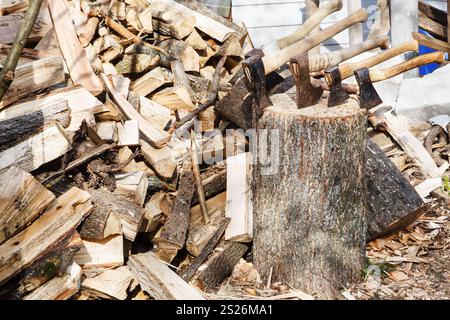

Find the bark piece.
xmin=253 ymin=100 xmax=367 ymax=299
xmin=0 ymin=187 xmax=92 ymax=285
xmin=0 ymin=166 xmax=55 ymax=245
xmin=127 ymin=252 xmax=205 ymax=300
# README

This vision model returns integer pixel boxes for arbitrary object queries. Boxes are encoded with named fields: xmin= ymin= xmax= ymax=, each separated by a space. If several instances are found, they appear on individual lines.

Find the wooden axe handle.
xmin=337 ymin=40 xmax=420 ymax=80
xmin=277 ymin=0 xmax=343 ymax=49
xmin=263 ymin=8 xmax=368 ymax=75
xmin=369 ymin=51 xmax=446 ymax=82
xmin=308 ymin=35 xmax=390 ymax=72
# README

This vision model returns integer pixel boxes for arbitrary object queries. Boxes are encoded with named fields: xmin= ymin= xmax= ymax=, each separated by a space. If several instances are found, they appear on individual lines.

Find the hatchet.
xmin=215 ymin=8 xmax=369 ymax=130
xmin=290 ymin=35 xmax=390 ymax=108
xmin=324 ymin=39 xmax=420 ymax=107
xmin=354 ymin=51 xmax=446 ymax=110
xmin=263 ymin=0 xmax=344 ymax=55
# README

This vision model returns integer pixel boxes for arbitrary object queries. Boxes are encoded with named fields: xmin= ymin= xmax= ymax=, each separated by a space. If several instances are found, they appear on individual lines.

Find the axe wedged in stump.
xmin=325 ymin=39 xmax=420 ymax=107
xmin=355 ymin=51 xmax=446 ymax=109
xmin=290 ymin=35 xmax=390 ymax=108
xmin=215 ymin=8 xmax=368 ymax=130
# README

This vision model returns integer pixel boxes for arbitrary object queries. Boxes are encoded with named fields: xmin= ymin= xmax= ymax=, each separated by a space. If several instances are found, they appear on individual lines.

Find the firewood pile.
xmin=1 ymin=0 xmax=450 ymax=301
xmin=0 ymin=0 xmax=250 ymax=300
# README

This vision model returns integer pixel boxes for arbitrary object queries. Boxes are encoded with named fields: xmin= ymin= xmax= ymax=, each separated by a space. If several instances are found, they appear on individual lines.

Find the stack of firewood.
xmin=0 ymin=0 xmax=253 ymax=300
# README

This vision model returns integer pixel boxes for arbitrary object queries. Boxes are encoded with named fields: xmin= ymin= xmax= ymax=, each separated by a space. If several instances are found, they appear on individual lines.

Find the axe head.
xmin=354 ymin=68 xmax=383 ymax=110
xmin=325 ymin=67 xmax=350 ymax=108
xmin=289 ymin=53 xmax=323 ymax=108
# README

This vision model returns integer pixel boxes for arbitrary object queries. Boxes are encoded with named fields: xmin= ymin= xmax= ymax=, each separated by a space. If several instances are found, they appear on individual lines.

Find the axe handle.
xmin=263 ymin=8 xmax=368 ymax=75
xmin=277 ymin=0 xmax=343 ymax=49
xmin=369 ymin=51 xmax=446 ymax=82
xmin=308 ymin=35 xmax=390 ymax=72
xmin=337 ymin=39 xmax=420 ymax=80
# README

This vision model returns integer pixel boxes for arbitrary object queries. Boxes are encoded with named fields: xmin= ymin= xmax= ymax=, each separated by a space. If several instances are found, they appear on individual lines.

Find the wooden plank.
xmin=419 ymin=10 xmax=447 ymax=41
xmin=74 ymin=235 xmax=124 ymax=269
xmin=102 ymin=73 xmax=171 ymax=149
xmin=0 ymin=187 xmax=92 ymax=285
xmin=0 ymin=167 xmax=55 ymax=245
xmin=413 ymin=31 xmax=450 ymax=53
xmin=128 ymin=252 xmax=205 ymax=300
xmin=48 ymin=0 xmax=103 ymax=95
xmin=0 ymin=123 xmax=72 ymax=173
xmin=0 ymin=56 xmax=65 ymax=110
xmin=23 ymin=262 xmax=82 ymax=300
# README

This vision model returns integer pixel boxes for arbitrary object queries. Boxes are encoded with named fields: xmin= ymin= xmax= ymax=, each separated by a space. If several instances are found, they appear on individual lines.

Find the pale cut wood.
xmin=48 ymin=0 xmax=103 ymax=95
xmin=0 ymin=187 xmax=92 ymax=285
xmin=74 ymin=235 xmax=124 ymax=268
xmin=138 ymin=95 xmax=173 ymax=130
xmin=0 ymin=9 xmax=52 ymax=44
xmin=0 ymin=86 xmax=107 ymax=121
xmin=0 ymin=167 xmax=55 ymax=245
xmin=149 ymin=0 xmax=196 ymax=39
xmin=128 ymin=252 xmax=205 ymax=300
xmin=114 ymin=171 xmax=149 ymax=207
xmin=131 ymin=67 xmax=172 ymax=96
xmin=0 ymin=56 xmax=65 ymax=109
xmin=81 ymin=266 xmax=134 ymax=300
xmin=0 ymin=0 xmax=28 ymax=15
xmin=141 ymin=192 xmax=165 ymax=233
xmin=96 ymin=121 xmax=118 ymax=143
xmin=138 ymin=5 xmax=153 ymax=33
xmin=23 ymin=262 xmax=82 ymax=300
xmin=117 ymin=120 xmax=140 ymax=147
xmin=225 ymin=152 xmax=253 ymax=243
xmin=0 ymin=123 xmax=71 ymax=173
xmin=383 ymin=112 xmax=442 ymax=178
xmin=102 ymin=73 xmax=171 ymax=149
xmin=84 ymin=44 xmax=103 ymax=73
xmin=140 ymin=139 xmax=177 ymax=179
xmin=185 ymin=29 xmax=207 ymax=51
xmin=151 ymin=87 xmax=195 ymax=112
xmin=79 ymin=17 xmax=99 ymax=47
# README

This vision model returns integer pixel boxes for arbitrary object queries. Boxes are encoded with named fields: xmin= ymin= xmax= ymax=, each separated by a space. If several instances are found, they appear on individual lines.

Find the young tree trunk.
xmin=253 ymin=101 xmax=367 ymax=299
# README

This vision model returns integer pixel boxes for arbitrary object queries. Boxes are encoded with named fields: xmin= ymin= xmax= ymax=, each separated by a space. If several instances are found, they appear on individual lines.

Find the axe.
xmin=355 ymin=51 xmax=446 ymax=110
xmin=290 ymin=35 xmax=390 ymax=108
xmin=215 ymin=8 xmax=369 ymax=130
xmin=325 ymin=39 xmax=420 ymax=107
xmin=263 ymin=0 xmax=343 ymax=55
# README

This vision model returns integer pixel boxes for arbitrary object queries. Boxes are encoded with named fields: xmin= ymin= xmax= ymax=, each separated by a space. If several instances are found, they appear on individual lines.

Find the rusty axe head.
xmin=324 ymin=66 xmax=350 ymax=107
xmin=354 ymin=67 xmax=383 ymax=110
xmin=289 ymin=53 xmax=323 ymax=108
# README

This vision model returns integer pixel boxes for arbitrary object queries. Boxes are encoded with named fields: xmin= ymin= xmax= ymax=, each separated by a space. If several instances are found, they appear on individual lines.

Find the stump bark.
xmin=253 ymin=101 xmax=367 ymax=299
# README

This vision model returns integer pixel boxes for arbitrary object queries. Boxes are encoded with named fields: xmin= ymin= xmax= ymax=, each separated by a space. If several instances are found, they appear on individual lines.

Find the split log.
xmin=96 ymin=121 xmax=118 ymax=143
xmin=153 ymin=168 xmax=195 ymax=263
xmin=114 ymin=171 xmax=149 ymax=207
xmin=151 ymin=87 xmax=195 ymax=112
xmin=182 ymin=217 xmax=230 ymax=282
xmin=0 ymin=187 xmax=92 ymax=285
xmin=195 ymin=241 xmax=248 ymax=291
xmin=127 ymin=252 xmax=205 ymax=300
xmin=125 ymin=44 xmax=172 ymax=68
xmin=80 ymin=190 xmax=145 ymax=242
xmin=79 ymin=17 xmax=100 ymax=47
xmin=17 ymin=231 xmax=83 ymax=296
xmin=138 ymin=95 xmax=173 ymax=131
xmin=141 ymin=192 xmax=165 ymax=234
xmin=253 ymin=100 xmax=367 ymax=299
xmin=185 ymin=29 xmax=207 ymax=51
xmin=141 ymin=139 xmax=177 ymax=180
xmin=115 ymin=54 xmax=160 ymax=74
xmin=0 ymin=56 xmax=65 ymax=109
xmin=149 ymin=0 xmax=196 ymax=40
xmin=225 ymin=152 xmax=253 ymax=243
xmin=158 ymin=39 xmax=200 ymax=73
xmin=0 ymin=123 xmax=72 ymax=173
xmin=0 ymin=100 xmax=69 ymax=152
xmin=48 ymin=0 xmax=103 ymax=95
xmin=0 ymin=0 xmax=28 ymax=15
xmin=74 ymin=235 xmax=124 ymax=269
xmin=23 ymin=262 xmax=82 ymax=300
xmin=117 ymin=120 xmax=140 ymax=147
xmin=0 ymin=167 xmax=55 ymax=245
xmin=130 ymin=67 xmax=172 ymax=96
xmin=366 ymin=138 xmax=429 ymax=240
xmin=81 ymin=266 xmax=134 ymax=300
xmin=102 ymin=73 xmax=171 ymax=148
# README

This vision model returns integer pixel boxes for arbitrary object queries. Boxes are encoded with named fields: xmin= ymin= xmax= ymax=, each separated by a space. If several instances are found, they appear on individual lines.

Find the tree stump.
xmin=253 ymin=100 xmax=367 ymax=299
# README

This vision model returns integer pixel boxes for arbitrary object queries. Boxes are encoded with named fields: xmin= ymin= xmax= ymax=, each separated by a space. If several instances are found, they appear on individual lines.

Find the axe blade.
xmin=325 ymin=67 xmax=350 ymax=107
xmin=289 ymin=53 xmax=323 ymax=108
xmin=354 ymin=68 xmax=383 ymax=110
